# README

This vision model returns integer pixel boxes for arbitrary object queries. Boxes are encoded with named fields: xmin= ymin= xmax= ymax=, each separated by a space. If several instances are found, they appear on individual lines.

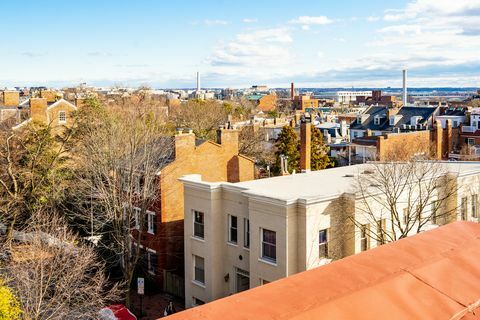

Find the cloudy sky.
xmin=1 ymin=0 xmax=480 ymax=88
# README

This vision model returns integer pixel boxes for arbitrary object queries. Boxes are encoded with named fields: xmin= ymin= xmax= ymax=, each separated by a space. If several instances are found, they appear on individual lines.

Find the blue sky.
xmin=1 ymin=0 xmax=480 ymax=88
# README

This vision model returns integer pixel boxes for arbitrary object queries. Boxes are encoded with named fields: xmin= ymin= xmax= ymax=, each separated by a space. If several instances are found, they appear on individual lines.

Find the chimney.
xmin=40 ymin=90 xmax=57 ymax=103
xmin=196 ymin=72 xmax=201 ymax=91
xmin=402 ymin=69 xmax=408 ymax=106
xmin=3 ymin=91 xmax=20 ymax=107
xmin=75 ymin=98 xmax=86 ymax=108
xmin=300 ymin=120 xmax=311 ymax=172
xmin=291 ymin=82 xmax=295 ymax=100
xmin=340 ymin=120 xmax=347 ymax=137
xmin=216 ymin=127 xmax=239 ymax=155
xmin=387 ymin=106 xmax=400 ymax=118
xmin=30 ymin=98 xmax=48 ymax=124
xmin=174 ymin=129 xmax=196 ymax=159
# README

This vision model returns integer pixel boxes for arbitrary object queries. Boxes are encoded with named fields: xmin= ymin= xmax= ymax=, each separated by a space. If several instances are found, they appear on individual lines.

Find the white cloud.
xmin=208 ymin=28 xmax=295 ymax=78
xmin=242 ymin=18 xmax=258 ymax=23
xmin=367 ymin=16 xmax=380 ymax=22
xmin=301 ymin=25 xmax=310 ymax=31
xmin=236 ymin=28 xmax=293 ymax=43
xmin=204 ymin=19 xmax=228 ymax=26
xmin=384 ymin=0 xmax=480 ymax=21
xmin=289 ymin=15 xmax=333 ymax=25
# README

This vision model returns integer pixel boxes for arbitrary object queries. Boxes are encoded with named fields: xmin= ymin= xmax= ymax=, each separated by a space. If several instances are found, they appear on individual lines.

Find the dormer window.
xmin=389 ymin=117 xmax=395 ymax=126
xmin=374 ymin=116 xmax=381 ymax=125
xmin=59 ymin=111 xmax=66 ymax=123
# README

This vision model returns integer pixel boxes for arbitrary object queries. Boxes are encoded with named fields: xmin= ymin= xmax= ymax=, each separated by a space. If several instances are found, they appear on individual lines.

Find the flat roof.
xmin=166 ymin=221 xmax=480 ymax=320
xmin=231 ymin=162 xmax=480 ymax=203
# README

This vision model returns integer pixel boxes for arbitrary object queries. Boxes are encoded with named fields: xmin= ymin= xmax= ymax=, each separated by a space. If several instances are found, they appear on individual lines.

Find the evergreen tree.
xmin=275 ymin=125 xmax=300 ymax=174
xmin=311 ymin=126 xmax=334 ymax=170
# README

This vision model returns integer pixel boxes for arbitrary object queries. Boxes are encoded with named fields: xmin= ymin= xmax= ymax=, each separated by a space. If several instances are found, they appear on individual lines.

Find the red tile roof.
xmin=166 ymin=221 xmax=480 ymax=320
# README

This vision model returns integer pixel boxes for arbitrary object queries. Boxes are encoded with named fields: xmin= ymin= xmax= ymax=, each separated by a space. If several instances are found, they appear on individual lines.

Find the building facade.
xmin=181 ymin=161 xmax=480 ymax=307
xmin=132 ymin=128 xmax=255 ymax=291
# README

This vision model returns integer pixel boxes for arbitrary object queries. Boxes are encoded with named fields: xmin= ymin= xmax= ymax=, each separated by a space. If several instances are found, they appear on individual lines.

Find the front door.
xmin=235 ymin=268 xmax=249 ymax=293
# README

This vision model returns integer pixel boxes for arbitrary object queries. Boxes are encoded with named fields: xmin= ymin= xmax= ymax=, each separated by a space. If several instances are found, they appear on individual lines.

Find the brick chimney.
xmin=30 ymin=98 xmax=48 ymax=124
xmin=174 ymin=128 xmax=195 ymax=159
xmin=216 ymin=126 xmax=239 ymax=155
xmin=300 ymin=121 xmax=311 ymax=172
xmin=3 ymin=91 xmax=20 ymax=107
xmin=40 ymin=90 xmax=57 ymax=103
xmin=386 ymin=106 xmax=400 ymax=118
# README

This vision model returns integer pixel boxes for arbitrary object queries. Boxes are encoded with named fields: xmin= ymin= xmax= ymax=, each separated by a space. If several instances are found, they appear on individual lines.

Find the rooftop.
xmin=183 ymin=162 xmax=480 ymax=204
xmin=166 ymin=221 xmax=480 ymax=320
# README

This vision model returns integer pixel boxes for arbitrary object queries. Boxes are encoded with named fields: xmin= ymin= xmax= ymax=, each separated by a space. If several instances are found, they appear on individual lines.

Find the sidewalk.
xmin=130 ymin=292 xmax=184 ymax=319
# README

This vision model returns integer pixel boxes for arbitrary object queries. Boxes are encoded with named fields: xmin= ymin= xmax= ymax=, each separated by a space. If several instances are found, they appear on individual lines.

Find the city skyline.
xmin=1 ymin=0 xmax=480 ymax=88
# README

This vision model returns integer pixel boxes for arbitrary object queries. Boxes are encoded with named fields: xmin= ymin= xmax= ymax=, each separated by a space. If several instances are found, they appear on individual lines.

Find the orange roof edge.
xmin=166 ymin=222 xmax=480 ymax=320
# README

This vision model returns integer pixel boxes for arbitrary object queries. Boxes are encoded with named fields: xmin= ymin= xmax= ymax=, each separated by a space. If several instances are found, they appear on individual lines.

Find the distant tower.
xmin=196 ymin=72 xmax=201 ymax=91
xmin=291 ymin=82 xmax=295 ymax=100
xmin=402 ymin=69 xmax=408 ymax=106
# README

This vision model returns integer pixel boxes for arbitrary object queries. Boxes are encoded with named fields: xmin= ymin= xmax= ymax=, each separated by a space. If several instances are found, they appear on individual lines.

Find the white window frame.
xmin=473 ymin=194 xmax=478 ymax=218
xmin=193 ymin=255 xmax=205 ymax=285
xmin=133 ymin=207 xmax=141 ymax=229
xmin=192 ymin=297 xmax=205 ymax=306
xmin=146 ymin=248 xmax=157 ymax=275
xmin=374 ymin=116 xmax=380 ymax=125
xmin=58 ymin=110 xmax=66 ymax=123
xmin=360 ymin=224 xmax=369 ymax=251
xmin=244 ymin=218 xmax=250 ymax=249
xmin=461 ymin=197 xmax=468 ymax=220
xmin=193 ymin=210 xmax=205 ymax=239
xmin=319 ymin=229 xmax=329 ymax=258
xmin=228 ymin=215 xmax=238 ymax=244
xmin=260 ymin=228 xmax=276 ymax=263
xmin=147 ymin=210 xmax=155 ymax=234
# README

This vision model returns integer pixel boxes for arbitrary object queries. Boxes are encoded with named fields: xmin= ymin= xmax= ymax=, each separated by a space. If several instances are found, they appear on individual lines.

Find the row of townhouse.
xmin=180 ymin=161 xmax=480 ymax=307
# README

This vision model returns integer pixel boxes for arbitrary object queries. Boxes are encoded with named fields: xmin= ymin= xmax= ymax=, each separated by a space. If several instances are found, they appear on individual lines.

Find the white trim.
xmin=12 ymin=118 xmax=32 ymax=131
xmin=46 ymin=98 xmax=77 ymax=111
xmin=258 ymin=258 xmax=277 ymax=267
xmin=146 ymin=210 xmax=155 ymax=234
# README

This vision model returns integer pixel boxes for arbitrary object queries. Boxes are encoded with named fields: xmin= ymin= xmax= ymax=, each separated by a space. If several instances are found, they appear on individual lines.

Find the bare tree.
xmin=68 ymin=95 xmax=173 ymax=308
xmin=169 ymin=99 xmax=228 ymax=140
xmin=0 ymin=213 xmax=120 ymax=320
xmin=352 ymin=161 xmax=459 ymax=245
xmin=239 ymin=125 xmax=275 ymax=166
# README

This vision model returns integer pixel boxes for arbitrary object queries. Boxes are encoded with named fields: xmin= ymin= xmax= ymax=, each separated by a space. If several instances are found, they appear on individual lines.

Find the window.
xmin=461 ymin=197 xmax=468 ymax=220
xmin=261 ymin=229 xmax=276 ymax=263
xmin=147 ymin=211 xmax=156 ymax=234
xmin=58 ymin=110 xmax=66 ymax=123
xmin=319 ymin=229 xmax=329 ymax=258
xmin=244 ymin=218 xmax=250 ymax=248
xmin=192 ymin=297 xmax=205 ymax=306
xmin=147 ymin=249 xmax=157 ymax=274
xmin=228 ymin=215 xmax=238 ymax=244
xmin=403 ymin=208 xmax=409 ymax=225
xmin=389 ymin=117 xmax=395 ymax=126
xmin=360 ymin=224 xmax=369 ymax=251
xmin=430 ymin=201 xmax=438 ymax=224
xmin=376 ymin=219 xmax=386 ymax=245
xmin=374 ymin=116 xmax=380 ymax=125
xmin=121 ymin=171 xmax=129 ymax=192
xmin=134 ymin=175 xmax=141 ymax=193
xmin=472 ymin=195 xmax=478 ymax=218
xmin=133 ymin=207 xmax=141 ymax=229
xmin=193 ymin=255 xmax=205 ymax=285
xmin=193 ymin=210 xmax=205 ymax=239
xmin=468 ymin=138 xmax=475 ymax=146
